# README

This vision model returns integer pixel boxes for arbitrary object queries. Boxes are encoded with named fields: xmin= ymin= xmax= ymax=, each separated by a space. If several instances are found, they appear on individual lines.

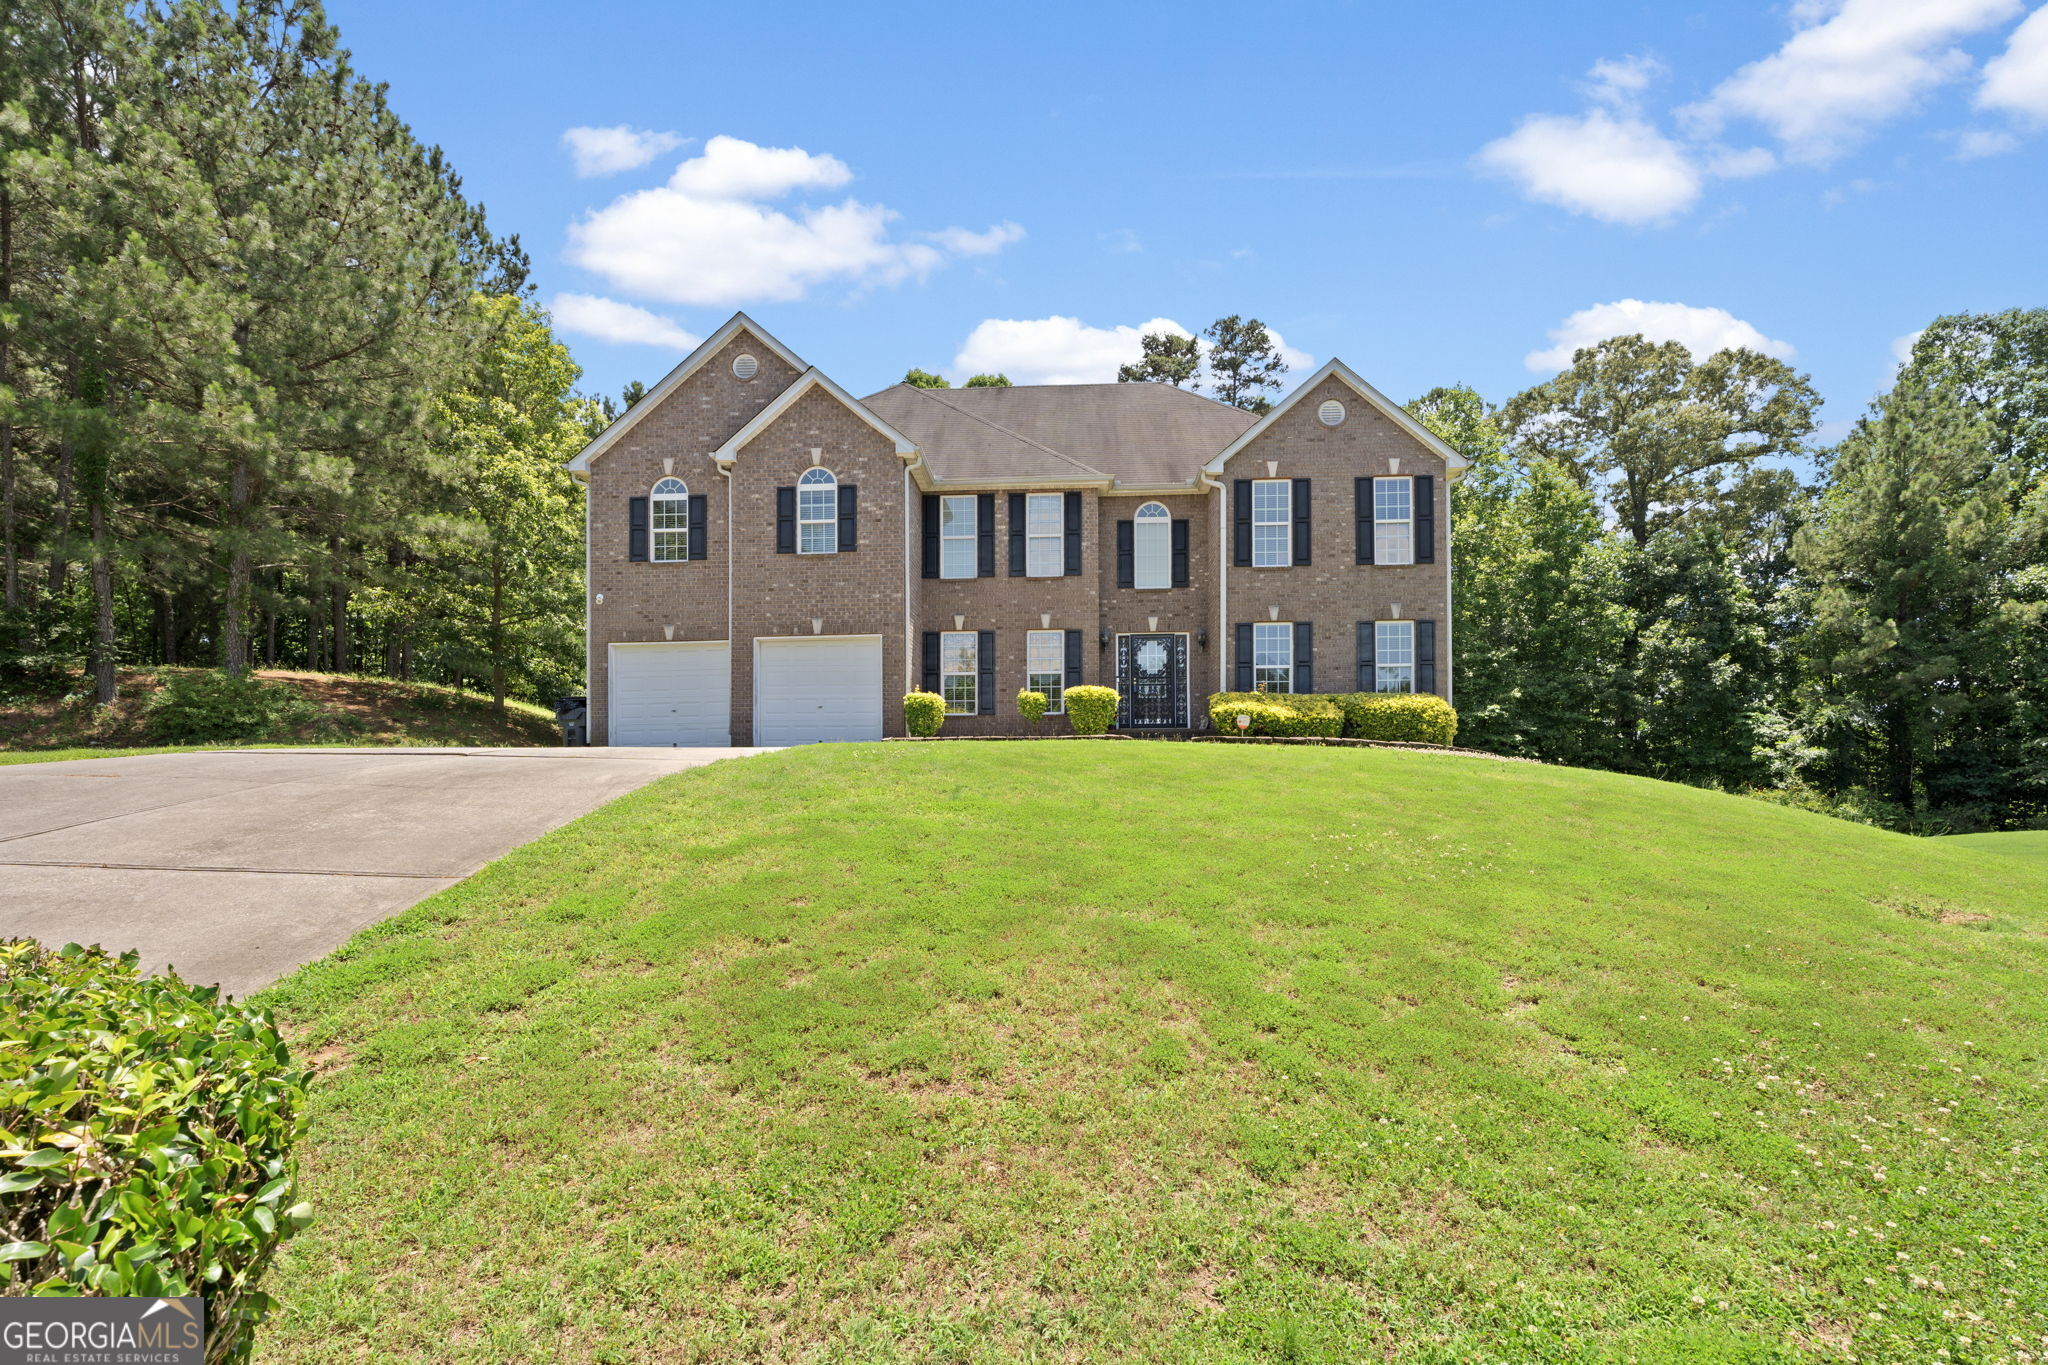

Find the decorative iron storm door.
xmin=1116 ymin=633 xmax=1188 ymax=728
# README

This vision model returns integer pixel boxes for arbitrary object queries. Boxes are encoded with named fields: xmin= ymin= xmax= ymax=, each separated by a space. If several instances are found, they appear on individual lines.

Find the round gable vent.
xmin=1318 ymin=399 xmax=1346 ymax=427
xmin=732 ymin=353 xmax=759 ymax=381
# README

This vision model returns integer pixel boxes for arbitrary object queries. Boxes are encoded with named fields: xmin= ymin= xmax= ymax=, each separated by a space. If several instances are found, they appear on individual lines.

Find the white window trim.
xmin=1375 ymin=619 xmax=1416 ymax=693
xmin=941 ymin=630 xmax=978 ymax=714
xmin=1133 ymin=501 xmax=1171 ymax=590
xmin=797 ymin=467 xmax=837 ymax=556
xmin=940 ymin=495 xmax=977 ymax=580
xmin=1252 ymin=479 xmax=1291 ymax=568
xmin=650 ymin=478 xmax=689 ymax=564
xmin=1026 ymin=629 xmax=1066 ymax=714
xmin=1374 ymin=476 xmax=1414 ymax=567
xmin=1025 ymin=493 xmax=1064 ymax=578
xmin=1252 ymin=621 xmax=1294 ymax=694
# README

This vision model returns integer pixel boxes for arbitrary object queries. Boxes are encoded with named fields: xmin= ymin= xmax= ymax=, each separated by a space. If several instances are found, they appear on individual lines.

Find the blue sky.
xmin=331 ymin=0 xmax=2047 ymax=440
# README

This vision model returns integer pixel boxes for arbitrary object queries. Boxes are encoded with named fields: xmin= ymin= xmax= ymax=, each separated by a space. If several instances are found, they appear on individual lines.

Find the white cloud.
xmin=1525 ymin=299 xmax=1796 ymax=371
xmin=562 ymin=126 xmax=688 ymax=178
xmin=1954 ymin=126 xmax=2022 ymax=155
xmin=1685 ymin=0 xmax=2024 ymax=162
xmin=1584 ymin=54 xmax=1666 ymax=105
xmin=566 ymin=136 xmax=1022 ymax=307
xmin=948 ymin=316 xmax=1314 ymax=388
xmin=550 ymin=294 xmax=701 ymax=350
xmin=1476 ymin=109 xmax=1703 ymax=224
xmin=1891 ymin=328 xmax=1926 ymax=367
xmin=1978 ymin=4 xmax=2048 ymax=120
xmin=1705 ymin=145 xmax=1779 ymax=177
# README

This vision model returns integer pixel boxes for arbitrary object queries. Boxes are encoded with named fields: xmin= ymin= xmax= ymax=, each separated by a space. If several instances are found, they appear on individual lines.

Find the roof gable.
xmin=565 ymin=312 xmax=804 ymax=476
xmin=1200 ymin=360 xmax=1470 ymax=479
xmin=712 ymin=368 xmax=918 ymax=464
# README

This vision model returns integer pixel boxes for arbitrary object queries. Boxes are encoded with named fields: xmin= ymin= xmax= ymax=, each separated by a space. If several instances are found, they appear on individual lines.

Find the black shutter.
xmin=922 ymin=495 xmax=939 ymax=578
xmin=1414 ymin=474 xmax=1435 ymax=564
xmin=627 ymin=496 xmax=649 ymax=562
xmin=1292 ymin=478 xmax=1311 ymax=565
xmin=1294 ymin=620 xmax=1314 ymax=694
xmin=1356 ymin=621 xmax=1376 ymax=691
xmin=1064 ymin=628 xmax=1082 ymax=687
xmin=1355 ymin=477 xmax=1373 ymax=564
xmin=1008 ymin=492 xmax=1026 ymax=576
xmin=1234 ymin=622 xmax=1253 ymax=691
xmin=687 ymin=494 xmax=707 ymax=561
xmin=1171 ymin=519 xmax=1189 ymax=588
xmin=976 ymin=493 xmax=995 ymax=577
xmin=1232 ymin=480 xmax=1252 ymax=566
xmin=977 ymin=629 xmax=995 ymax=714
xmin=922 ymin=631 xmax=940 ymax=693
xmin=838 ymin=484 xmax=858 ymax=552
xmin=1116 ymin=520 xmax=1134 ymax=588
xmin=775 ymin=487 xmax=796 ymax=554
xmin=1064 ymin=491 xmax=1082 ymax=575
xmin=1417 ymin=619 xmax=1437 ymax=695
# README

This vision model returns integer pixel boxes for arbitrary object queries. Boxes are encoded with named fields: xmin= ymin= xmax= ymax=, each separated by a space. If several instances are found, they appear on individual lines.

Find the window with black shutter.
xmin=1116 ymin=520 xmax=1134 ymax=588
xmin=922 ymin=631 xmax=940 ymax=693
xmin=1356 ymin=621 xmax=1375 ymax=691
xmin=1234 ymin=622 xmax=1253 ymax=691
xmin=687 ymin=494 xmax=707 ymax=561
xmin=1064 ymin=628 xmax=1082 ymax=687
xmin=1354 ymin=477 xmax=1373 ymax=564
xmin=1008 ymin=493 xmax=1026 ymax=576
xmin=976 ymin=629 xmax=995 ymax=713
xmin=1294 ymin=620 xmax=1314 ymax=694
xmin=775 ymin=487 xmax=796 ymax=554
xmin=627 ymin=496 xmax=649 ymax=563
xmin=976 ymin=493 xmax=995 ymax=577
xmin=921 ymin=495 xmax=940 ymax=578
xmin=1417 ymin=619 xmax=1437 ymax=694
xmin=1292 ymin=478 xmax=1312 ymax=565
xmin=837 ymin=484 xmax=858 ymax=551
xmin=1064 ymin=492 xmax=1082 ymax=575
xmin=1171 ymin=519 xmax=1189 ymax=588
xmin=1414 ymin=474 xmax=1435 ymax=564
xmin=1232 ymin=480 xmax=1252 ymax=566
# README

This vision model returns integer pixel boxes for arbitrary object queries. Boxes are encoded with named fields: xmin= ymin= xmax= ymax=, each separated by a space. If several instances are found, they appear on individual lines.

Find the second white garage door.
xmin=755 ymin=635 xmax=884 ymax=745
xmin=608 ymin=642 xmax=730 ymax=746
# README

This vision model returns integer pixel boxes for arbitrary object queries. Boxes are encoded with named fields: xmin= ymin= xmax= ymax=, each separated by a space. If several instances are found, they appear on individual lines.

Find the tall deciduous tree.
xmin=1118 ymin=331 xmax=1199 ymax=388
xmin=963 ymin=373 xmax=1011 ymax=388
xmin=902 ymin=368 xmax=949 ymax=389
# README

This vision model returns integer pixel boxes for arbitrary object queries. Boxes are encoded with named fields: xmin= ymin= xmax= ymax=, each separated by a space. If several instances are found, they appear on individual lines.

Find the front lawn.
xmin=258 ymin=744 xmax=2048 ymax=1363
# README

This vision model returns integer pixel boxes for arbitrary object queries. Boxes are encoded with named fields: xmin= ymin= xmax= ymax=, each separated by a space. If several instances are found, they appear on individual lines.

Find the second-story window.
xmin=1026 ymin=493 xmax=1063 ymax=577
xmin=798 ymin=467 xmax=838 ymax=554
xmin=651 ymin=478 xmax=689 ymax=562
xmin=941 ymin=495 xmax=977 ymax=579
xmin=1133 ymin=502 xmax=1171 ymax=589
xmin=1252 ymin=479 xmax=1291 ymax=567
xmin=1374 ymin=476 xmax=1414 ymax=565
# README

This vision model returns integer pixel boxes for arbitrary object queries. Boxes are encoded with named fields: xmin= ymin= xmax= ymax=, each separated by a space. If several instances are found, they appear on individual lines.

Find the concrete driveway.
xmin=0 ymin=746 xmax=768 ymax=996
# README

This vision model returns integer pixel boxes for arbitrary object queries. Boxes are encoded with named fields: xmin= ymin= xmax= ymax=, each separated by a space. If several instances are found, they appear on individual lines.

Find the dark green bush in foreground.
xmin=144 ymin=670 xmax=321 ymax=744
xmin=1 ymin=940 xmax=311 ymax=1363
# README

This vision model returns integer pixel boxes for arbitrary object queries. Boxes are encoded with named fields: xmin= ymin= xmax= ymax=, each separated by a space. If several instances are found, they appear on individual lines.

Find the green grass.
xmin=256 ymin=745 xmax=2048 ymax=1364
xmin=0 ymin=744 xmax=207 ymax=766
xmin=1943 ymin=830 xmax=2048 ymax=865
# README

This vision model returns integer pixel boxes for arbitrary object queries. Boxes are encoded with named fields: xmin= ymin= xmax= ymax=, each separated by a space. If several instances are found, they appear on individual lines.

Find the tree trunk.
xmin=159 ymin=588 xmax=177 ymax=665
xmin=330 ymin=583 xmax=347 ymax=673
xmin=1 ymin=177 xmax=15 ymax=612
xmin=1885 ymin=703 xmax=1915 ymax=812
xmin=89 ymin=500 xmax=115 ymax=703
xmin=47 ymin=385 xmax=74 ymax=597
xmin=489 ymin=562 xmax=506 ymax=716
xmin=222 ymin=455 xmax=252 ymax=678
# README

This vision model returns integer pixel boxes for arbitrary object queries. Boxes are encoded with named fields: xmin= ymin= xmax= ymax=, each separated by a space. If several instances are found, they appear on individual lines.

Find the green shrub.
xmin=1336 ymin=691 xmax=1459 ymax=746
xmin=1 ymin=940 xmax=311 ymax=1361
xmin=1064 ymin=685 xmax=1119 ymax=735
xmin=1206 ymin=692 xmax=1344 ymax=738
xmin=903 ymin=691 xmax=946 ymax=737
xmin=1016 ymin=689 xmax=1048 ymax=726
xmin=145 ymin=670 xmax=320 ymax=744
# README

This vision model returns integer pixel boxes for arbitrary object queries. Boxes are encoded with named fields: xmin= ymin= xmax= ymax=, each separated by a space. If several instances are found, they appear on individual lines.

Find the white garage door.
xmin=755 ymin=635 xmax=884 ymax=745
xmin=608 ymin=642 xmax=730 ymax=746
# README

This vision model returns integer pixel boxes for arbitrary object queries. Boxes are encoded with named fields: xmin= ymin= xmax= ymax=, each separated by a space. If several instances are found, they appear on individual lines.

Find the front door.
xmin=1116 ymin=633 xmax=1188 ymax=728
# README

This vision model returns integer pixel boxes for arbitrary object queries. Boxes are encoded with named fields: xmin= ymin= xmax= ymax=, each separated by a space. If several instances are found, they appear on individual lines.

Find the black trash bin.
xmin=553 ymin=695 xmax=589 ymax=747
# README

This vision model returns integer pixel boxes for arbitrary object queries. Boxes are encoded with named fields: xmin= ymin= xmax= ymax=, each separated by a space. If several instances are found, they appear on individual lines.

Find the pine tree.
xmin=1118 ymin=331 xmax=1199 ymax=388
xmin=1201 ymin=316 xmax=1288 ymax=413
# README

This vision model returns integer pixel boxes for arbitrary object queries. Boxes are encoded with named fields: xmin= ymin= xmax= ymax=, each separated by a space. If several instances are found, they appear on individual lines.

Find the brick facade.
xmin=578 ymin=323 xmax=1453 ymax=745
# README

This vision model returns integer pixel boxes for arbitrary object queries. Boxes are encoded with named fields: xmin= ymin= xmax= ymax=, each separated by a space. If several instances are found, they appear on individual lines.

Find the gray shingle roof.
xmin=861 ymin=382 xmax=1257 ymax=488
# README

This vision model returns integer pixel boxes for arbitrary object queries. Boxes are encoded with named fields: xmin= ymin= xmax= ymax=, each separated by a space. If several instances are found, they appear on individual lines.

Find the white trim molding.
xmin=1201 ymin=358 xmax=1471 ymax=481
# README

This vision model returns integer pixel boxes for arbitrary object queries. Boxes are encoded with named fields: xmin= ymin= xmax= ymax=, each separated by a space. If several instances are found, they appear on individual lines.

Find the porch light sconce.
xmin=1098 ymin=626 xmax=1110 ymax=649
xmin=1197 ymin=628 xmax=1208 ymax=649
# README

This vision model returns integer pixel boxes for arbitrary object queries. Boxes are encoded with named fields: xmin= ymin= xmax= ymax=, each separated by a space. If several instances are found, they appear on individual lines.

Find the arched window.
xmin=797 ymin=467 xmax=838 ymax=554
xmin=1133 ymin=501 xmax=1171 ymax=589
xmin=650 ymin=478 xmax=689 ymax=562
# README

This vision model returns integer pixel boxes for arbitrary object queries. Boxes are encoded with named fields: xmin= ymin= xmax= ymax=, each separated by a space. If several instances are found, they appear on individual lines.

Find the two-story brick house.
xmin=567 ymin=312 xmax=1466 ymax=745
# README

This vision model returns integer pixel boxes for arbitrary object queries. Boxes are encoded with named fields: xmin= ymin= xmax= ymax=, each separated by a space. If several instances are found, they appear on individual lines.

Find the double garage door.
xmin=606 ymin=637 xmax=882 ymax=746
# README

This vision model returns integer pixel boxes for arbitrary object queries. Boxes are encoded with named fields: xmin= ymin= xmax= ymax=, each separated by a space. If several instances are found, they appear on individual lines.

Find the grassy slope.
xmin=0 ymin=668 xmax=557 ymax=751
xmin=1943 ymin=830 xmax=2048 ymax=865
xmin=259 ymin=745 xmax=2048 ymax=1365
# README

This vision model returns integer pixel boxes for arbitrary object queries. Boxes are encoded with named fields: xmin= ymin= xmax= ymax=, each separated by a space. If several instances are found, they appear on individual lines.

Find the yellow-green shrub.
xmin=903 ymin=691 xmax=946 ymax=737
xmin=1206 ymin=692 xmax=1343 ymax=738
xmin=1016 ymin=689 xmax=1048 ymax=726
xmin=1064 ymin=685 xmax=1119 ymax=735
xmin=1336 ymin=691 xmax=1459 ymax=746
